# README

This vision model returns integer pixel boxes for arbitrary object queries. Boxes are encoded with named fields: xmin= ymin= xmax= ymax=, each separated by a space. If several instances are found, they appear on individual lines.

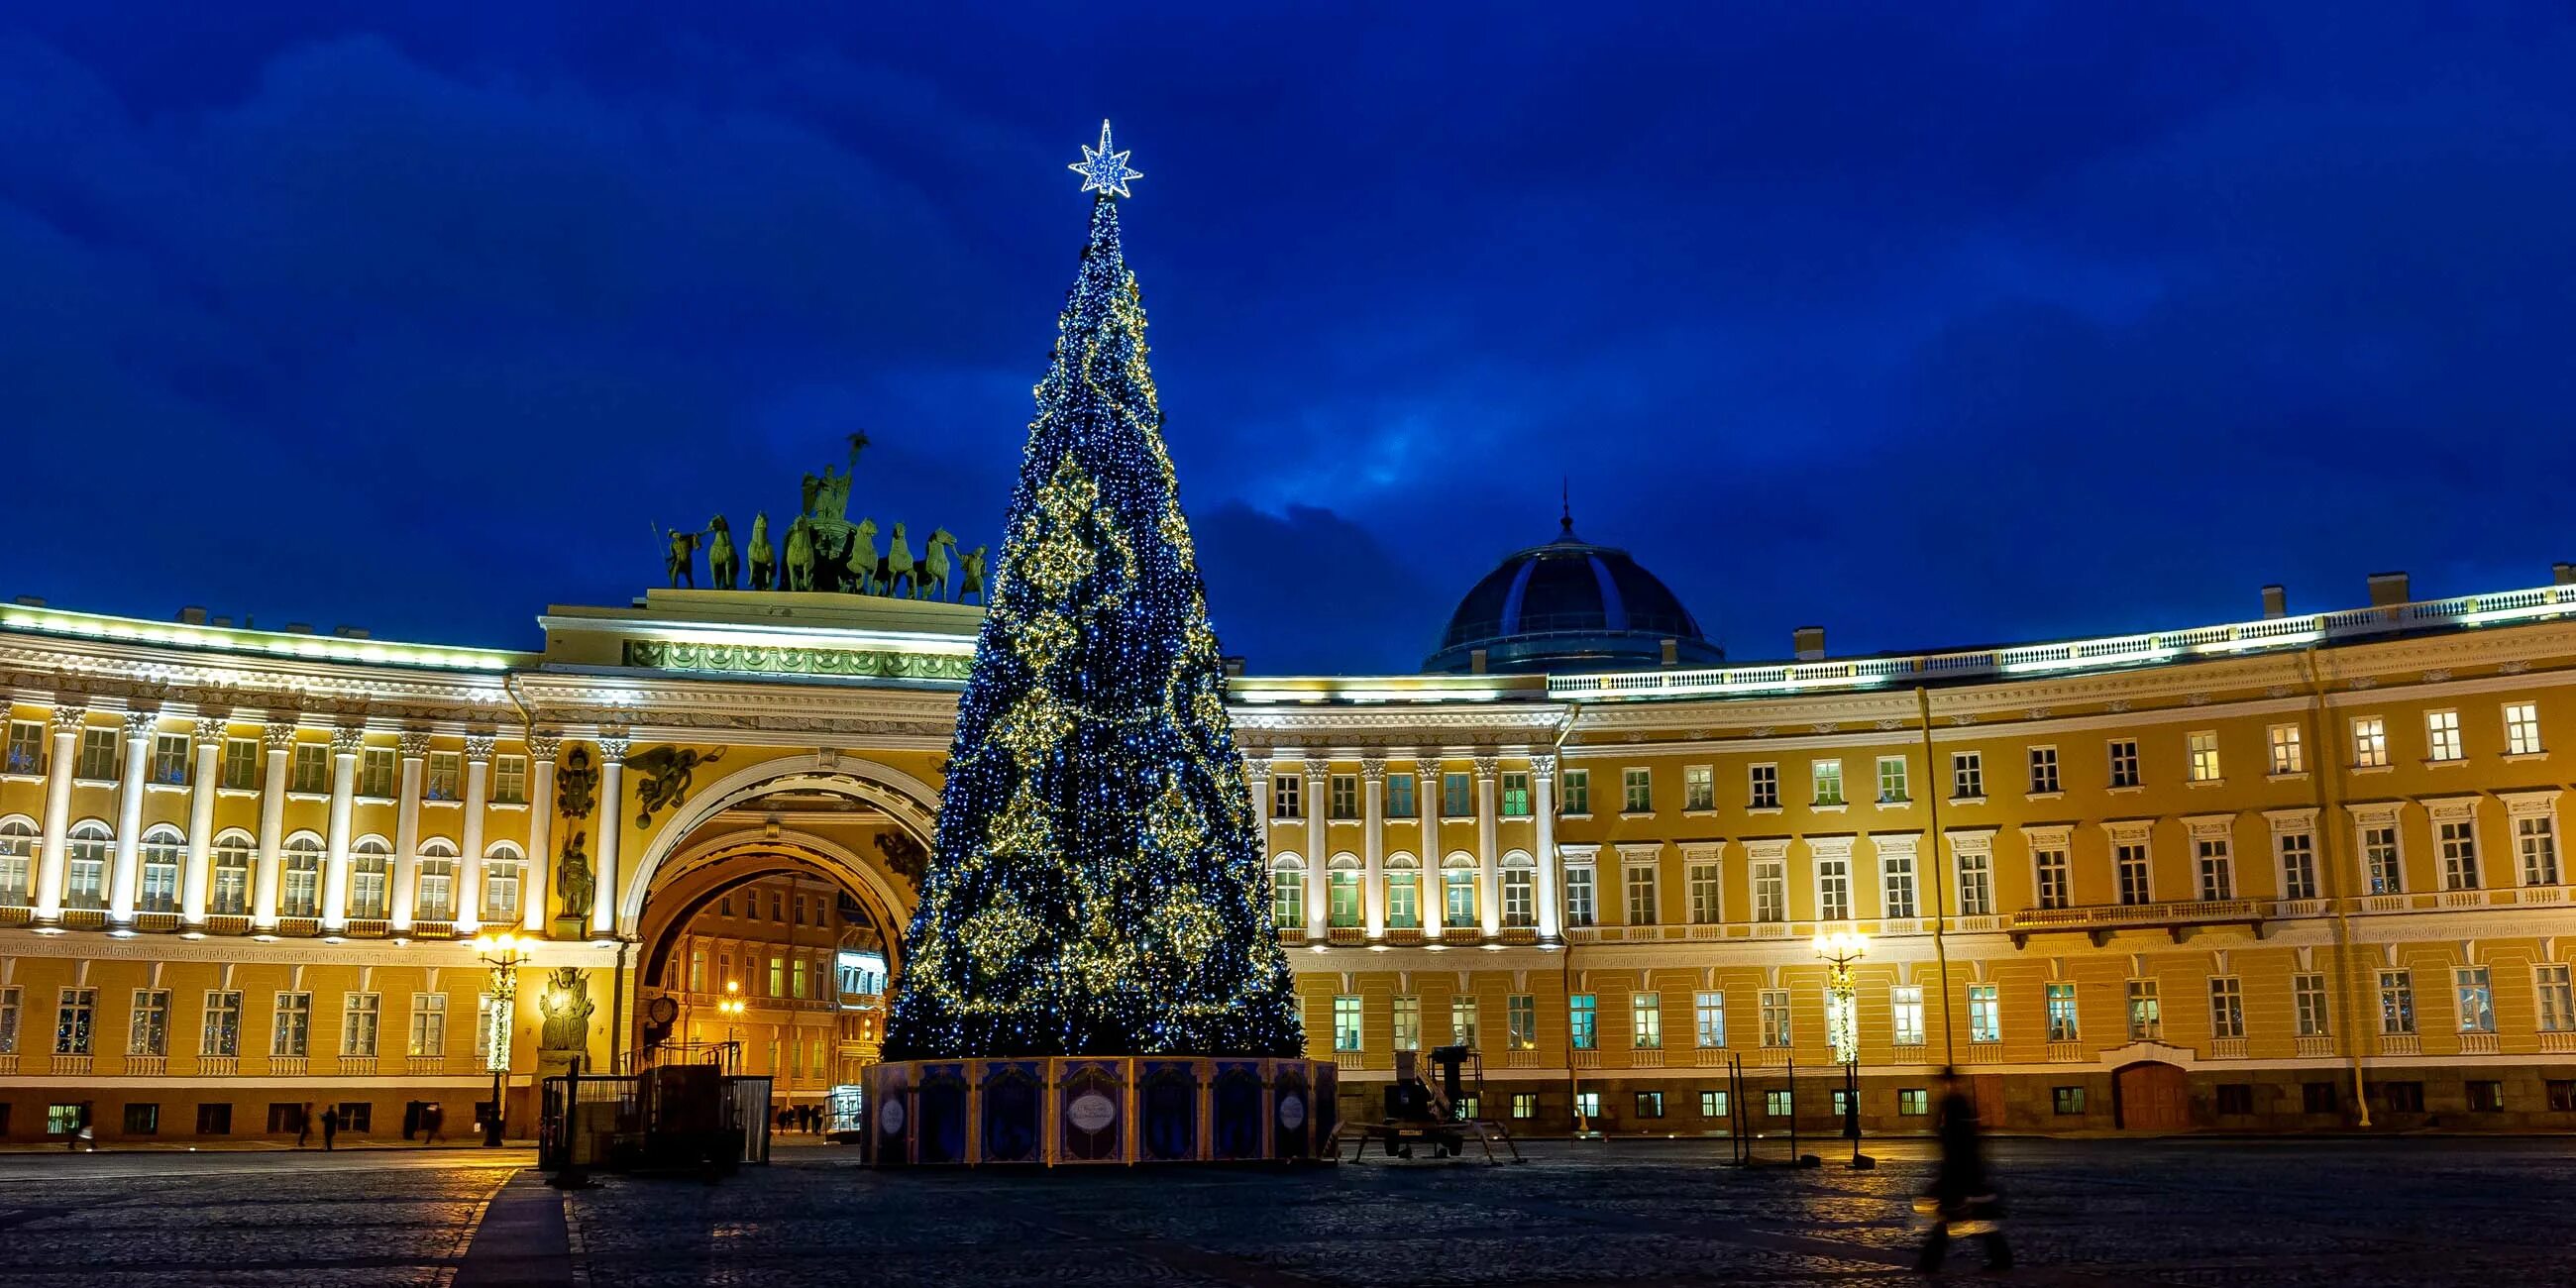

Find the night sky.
xmin=5 ymin=5 xmax=2572 ymax=674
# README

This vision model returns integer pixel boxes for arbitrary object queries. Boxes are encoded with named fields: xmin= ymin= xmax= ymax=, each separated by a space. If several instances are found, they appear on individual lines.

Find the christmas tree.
xmin=881 ymin=124 xmax=1305 ymax=1060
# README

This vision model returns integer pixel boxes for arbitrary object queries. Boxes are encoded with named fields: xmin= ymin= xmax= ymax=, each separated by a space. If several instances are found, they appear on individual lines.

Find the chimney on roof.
xmin=1792 ymin=626 xmax=1826 ymax=661
xmin=212 ymin=615 xmax=233 ymax=629
xmin=285 ymin=621 xmax=314 ymax=635
xmin=333 ymin=625 xmax=370 ymax=639
xmin=177 ymin=605 xmax=208 ymax=625
xmin=1469 ymin=647 xmax=1489 ymax=675
xmin=2367 ymin=572 xmax=2410 ymax=607
xmin=2260 ymin=586 xmax=2287 ymax=619
xmin=1659 ymin=638 xmax=1679 ymax=667
xmin=14 ymin=595 xmax=44 ymax=607
xmin=1221 ymin=655 xmax=1245 ymax=678
xmin=2556 ymin=562 xmax=2575 ymax=587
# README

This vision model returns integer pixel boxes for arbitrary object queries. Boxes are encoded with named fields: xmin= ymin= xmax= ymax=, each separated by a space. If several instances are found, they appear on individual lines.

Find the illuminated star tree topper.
xmin=1068 ymin=119 xmax=1143 ymax=198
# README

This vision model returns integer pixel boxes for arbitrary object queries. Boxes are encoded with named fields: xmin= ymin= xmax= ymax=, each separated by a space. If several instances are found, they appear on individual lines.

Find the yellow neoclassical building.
xmin=4 ymin=529 xmax=2575 ymax=1142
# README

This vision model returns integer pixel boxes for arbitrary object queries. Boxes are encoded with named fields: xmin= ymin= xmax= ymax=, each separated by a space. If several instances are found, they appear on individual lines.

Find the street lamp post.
xmin=1812 ymin=928 xmax=1873 ymax=1170
xmin=718 ymin=981 xmax=746 ymax=1073
xmin=470 ymin=932 xmax=531 ymax=1148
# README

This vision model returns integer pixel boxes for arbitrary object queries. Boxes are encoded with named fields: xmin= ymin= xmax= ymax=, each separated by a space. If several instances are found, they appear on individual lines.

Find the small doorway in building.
xmin=1967 ymin=1074 xmax=2008 ymax=1131
xmin=2113 ymin=1061 xmax=2189 ymax=1130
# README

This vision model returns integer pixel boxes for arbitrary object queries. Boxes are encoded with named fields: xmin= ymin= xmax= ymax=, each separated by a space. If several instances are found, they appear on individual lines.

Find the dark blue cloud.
xmin=2 ymin=4 xmax=2572 ymax=670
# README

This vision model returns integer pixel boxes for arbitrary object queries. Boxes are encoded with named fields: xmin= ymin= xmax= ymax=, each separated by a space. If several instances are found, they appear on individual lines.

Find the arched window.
xmin=1442 ymin=852 xmax=1478 ymax=927
xmin=483 ymin=842 xmax=524 ymax=921
xmin=280 ymin=833 xmax=324 ymax=917
xmin=209 ymin=830 xmax=255 ymax=915
xmin=416 ymin=839 xmax=458 ymax=920
xmin=1501 ymin=849 xmax=1536 ymax=928
xmin=0 ymin=815 xmax=38 ymax=907
xmin=1326 ymin=853 xmax=1362 ymax=928
xmin=139 ymin=825 xmax=186 ymax=913
xmin=1383 ymin=852 xmax=1421 ymax=929
xmin=350 ymin=837 xmax=392 ymax=918
xmin=1269 ymin=854 xmax=1305 ymax=930
xmin=65 ymin=820 xmax=113 ymax=910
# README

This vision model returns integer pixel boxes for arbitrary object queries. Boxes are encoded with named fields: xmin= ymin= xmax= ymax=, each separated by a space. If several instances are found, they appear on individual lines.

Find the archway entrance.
xmin=2113 ymin=1061 xmax=2190 ymax=1131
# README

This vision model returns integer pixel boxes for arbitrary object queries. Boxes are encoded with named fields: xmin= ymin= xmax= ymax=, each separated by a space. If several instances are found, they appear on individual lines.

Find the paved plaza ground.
xmin=0 ymin=1135 xmax=2566 ymax=1286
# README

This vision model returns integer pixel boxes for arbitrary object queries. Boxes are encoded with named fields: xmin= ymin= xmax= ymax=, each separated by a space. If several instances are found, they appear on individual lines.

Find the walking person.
xmin=296 ymin=1102 xmax=314 ymax=1149
xmin=320 ymin=1106 xmax=340 ymax=1151
xmin=1916 ymin=1069 xmax=2011 ymax=1274
xmin=423 ymin=1103 xmax=445 ymax=1144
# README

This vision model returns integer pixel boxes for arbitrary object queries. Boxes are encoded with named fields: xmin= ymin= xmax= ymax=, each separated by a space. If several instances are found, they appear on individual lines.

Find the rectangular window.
xmin=2108 ymin=738 xmax=2140 ymax=788
xmin=338 ymin=1102 xmax=373 ymax=1133
xmin=2506 ymin=701 xmax=2544 ymax=756
xmin=2303 ymin=1082 xmax=2339 ymax=1115
xmin=342 ymin=993 xmax=380 ymax=1057
xmin=2188 ymin=731 xmax=2221 ymax=782
xmin=428 ymin=750 xmax=466 ymax=801
xmin=77 ymin=725 xmax=118 ymax=780
xmin=2209 ymin=976 xmax=2245 ymax=1039
xmin=1749 ymin=763 xmax=1779 ymax=809
xmin=1623 ymin=863 xmax=1659 ymax=925
xmin=1694 ymin=991 xmax=1726 ymax=1048
xmin=1765 ymin=1090 xmax=1793 ymax=1118
xmin=288 ymin=742 xmax=327 ymax=794
xmin=201 ymin=990 xmax=242 ymax=1056
xmin=2116 ymin=842 xmax=2152 ymax=906
xmin=1951 ymin=752 xmax=1983 ymax=801
xmin=1508 ymin=995 xmax=1537 ymax=1049
xmin=1328 ymin=774 xmax=1357 ymax=819
xmin=2363 ymin=824 xmax=2403 ymax=894
xmin=129 ymin=989 xmax=170 ymax=1057
xmin=1332 ymin=995 xmax=1362 ymax=1051
xmin=54 ymin=987 xmax=96 ymax=1055
xmin=2027 ymin=746 xmax=2059 ymax=795
xmin=409 ymin=994 xmax=447 ymax=1057
xmin=1701 ymin=1089 xmax=1731 ymax=1118
xmin=118 ymin=1103 xmax=157 ymax=1134
xmin=2294 ymin=972 xmax=2330 ymax=1037
xmin=1686 ymin=861 xmax=1722 ymax=923
xmin=1450 ymin=996 xmax=1478 ymax=1048
xmin=1569 ymin=994 xmax=1597 ymax=1050
xmin=221 ymin=737 xmax=259 ymax=789
xmin=2032 ymin=848 xmax=2069 ymax=911
xmin=1752 ymin=858 xmax=1786 ymax=923
xmin=1956 ymin=852 xmax=1991 ymax=916
xmin=2378 ymin=970 xmax=2415 ymax=1034
xmin=1631 ymin=993 xmax=1662 ymax=1049
xmin=1386 ymin=773 xmax=1416 ymax=818
xmin=2466 ymin=1080 xmax=2505 ymax=1113
xmin=1898 ymin=1088 xmax=1928 ymax=1116
xmin=359 ymin=747 xmax=395 ymax=798
xmin=1621 ymin=768 xmax=1651 ymax=814
xmin=2425 ymin=710 xmax=2463 ymax=762
xmin=2197 ymin=836 xmax=2233 ymax=901
xmin=1500 ymin=772 xmax=1530 ymax=817
xmin=1816 ymin=857 xmax=1851 ymax=920
xmin=1271 ymin=774 xmax=1301 ymax=820
xmin=1634 ymin=1090 xmax=1664 ymax=1119
xmin=150 ymin=732 xmax=189 ymax=786
xmin=1877 ymin=756 xmax=1908 ymax=803
xmin=2518 ymin=815 xmax=2561 ymax=887
xmin=1559 ymin=770 xmax=1588 ymax=815
xmin=2352 ymin=716 xmax=2389 ymax=769
xmin=492 ymin=754 xmax=527 ymax=805
xmin=1444 ymin=866 xmax=1475 ymax=924
xmin=271 ymin=993 xmax=310 ymax=1057
xmin=2127 ymin=979 xmax=2162 ymax=1040
xmin=1502 ymin=868 xmax=1533 ymax=926
xmin=1384 ymin=868 xmax=1418 ymax=928
xmin=2378 ymin=1081 xmax=2424 ymax=1113
xmin=1271 ymin=869 xmax=1302 ymax=929
xmin=2045 ymin=982 xmax=2079 ymax=1041
xmin=1563 ymin=866 xmax=1595 ymax=927
xmin=1967 ymin=983 xmax=2000 ymax=1044
xmin=1511 ymin=1093 xmax=1538 ymax=1120
xmin=267 ymin=1103 xmax=305 ymax=1134
xmin=1392 ymin=995 xmax=1420 ymax=1051
xmin=2269 ymin=724 xmax=2305 ymax=775
xmin=47 ymin=1104 xmax=84 ymax=1135
xmin=767 ymin=957 xmax=785 ymax=998
xmin=1574 ymin=1091 xmax=1601 ymax=1121
xmin=1444 ymin=773 xmax=1472 ymax=816
xmin=1759 ymin=989 xmax=1791 ymax=1048
xmin=1683 ymin=764 xmax=1714 ymax=811
xmin=2053 ymin=1086 xmax=2088 ymax=1116
xmin=1813 ymin=760 xmax=1845 ymax=806
xmin=792 ymin=959 xmax=809 ymax=1000
xmin=2537 ymin=964 xmax=2575 ymax=1033
xmin=2279 ymin=831 xmax=2318 ymax=901
xmin=1890 ymin=986 xmax=1924 ymax=1046
xmin=2439 ymin=820 xmax=2480 ymax=890
xmin=4 ymin=719 xmax=43 ymax=775
xmin=2215 ymin=1083 xmax=2256 ymax=1116
xmin=0 ymin=986 xmax=18 ymax=1055
xmin=2455 ymin=967 xmax=2496 ymax=1033
xmin=1882 ymin=854 xmax=1919 ymax=918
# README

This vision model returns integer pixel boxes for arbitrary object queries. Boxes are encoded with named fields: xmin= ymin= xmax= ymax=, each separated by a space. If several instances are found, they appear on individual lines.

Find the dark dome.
xmin=1425 ymin=517 xmax=1723 ymax=675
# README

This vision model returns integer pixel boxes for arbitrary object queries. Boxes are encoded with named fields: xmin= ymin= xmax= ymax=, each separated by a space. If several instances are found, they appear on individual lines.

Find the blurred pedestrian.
xmin=424 ymin=1103 xmax=446 ymax=1144
xmin=1916 ymin=1068 xmax=2010 ymax=1273
xmin=296 ymin=1102 xmax=314 ymax=1149
xmin=321 ymin=1106 xmax=340 ymax=1151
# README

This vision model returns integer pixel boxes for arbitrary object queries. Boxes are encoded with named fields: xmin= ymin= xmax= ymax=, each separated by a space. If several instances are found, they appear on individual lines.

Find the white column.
xmin=457 ymin=733 xmax=493 ymax=931
xmin=107 ymin=709 xmax=156 ymax=924
xmin=33 ymin=703 xmax=83 ymax=920
xmin=1532 ymin=753 xmax=1561 ymax=944
xmin=180 ymin=716 xmax=223 ymax=924
xmin=251 ymin=720 xmax=295 ymax=927
xmin=591 ymin=734 xmax=628 ymax=936
xmin=320 ymin=725 xmax=363 ymax=930
xmin=1415 ymin=754 xmax=1444 ymax=933
xmin=1244 ymin=756 xmax=1274 ymax=930
xmin=389 ymin=731 xmax=428 ymax=930
xmin=1303 ymin=756 xmax=1329 ymax=941
xmin=1360 ymin=758 xmax=1386 ymax=939
xmin=523 ymin=733 xmax=560 ymax=933
xmin=1474 ymin=753 xmax=1502 ymax=938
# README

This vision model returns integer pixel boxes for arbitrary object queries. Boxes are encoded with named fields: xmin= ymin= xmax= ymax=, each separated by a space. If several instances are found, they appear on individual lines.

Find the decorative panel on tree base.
xmin=862 ymin=1057 xmax=1336 ymax=1166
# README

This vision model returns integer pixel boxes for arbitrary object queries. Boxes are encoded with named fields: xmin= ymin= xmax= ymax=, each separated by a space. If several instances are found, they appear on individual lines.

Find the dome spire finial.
xmin=1560 ymin=477 xmax=1574 ymax=539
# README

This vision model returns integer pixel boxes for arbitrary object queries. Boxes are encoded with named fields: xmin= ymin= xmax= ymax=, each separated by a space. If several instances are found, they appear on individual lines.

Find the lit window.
xmin=2505 ymin=702 xmax=2544 ymax=757
xmin=2351 ymin=716 xmax=2389 ymax=769
xmin=271 ymin=992 xmax=311 ymax=1057
xmin=1392 ymin=995 xmax=1419 ymax=1051
xmin=1682 ymin=765 xmax=1713 ymax=811
xmin=2188 ymin=731 xmax=2220 ymax=783
xmin=2362 ymin=824 xmax=2403 ymax=895
xmin=1575 ymin=1091 xmax=1602 ymax=1121
xmin=2425 ymin=710 xmax=2463 ymax=763
xmin=1507 ymin=995 xmax=1537 ymax=1049
xmin=425 ymin=751 xmax=461 ymax=801
xmin=2455 ymin=967 xmax=2495 ymax=1033
xmin=2107 ymin=739 xmax=2140 ymax=788
xmin=64 ymin=822 xmax=110 ymax=911
xmin=1631 ymin=993 xmax=1662 ymax=1049
xmin=1876 ymin=756 xmax=1908 ymax=803
xmin=1634 ymin=1091 xmax=1664 ymax=1119
xmin=409 ymin=994 xmax=446 ymax=1056
xmin=138 ymin=827 xmax=181 ymax=913
xmin=1890 ymin=986 xmax=1924 ymax=1046
xmin=1569 ymin=994 xmax=1597 ymax=1050
xmin=128 ymin=989 xmax=170 ymax=1056
xmin=2378 ymin=970 xmax=2415 ymax=1034
xmin=202 ymin=990 xmax=243 ymax=1056
xmin=210 ymin=835 xmax=253 ymax=915
xmin=2053 ymin=1086 xmax=2087 ymax=1116
xmin=1333 ymin=996 xmax=1362 ymax=1051
xmin=1694 ymin=992 xmax=1726 ymax=1048
xmin=1897 ymin=1088 xmax=1928 ymax=1116
xmin=2045 ymin=982 xmax=2078 ymax=1041
xmin=1500 ymin=772 xmax=1531 ymax=817
xmin=1385 ymin=861 xmax=1420 ymax=928
xmin=2269 ymin=724 xmax=2305 ymax=775
xmin=150 ymin=733 xmax=189 ymax=786
xmin=1967 ymin=984 xmax=1999 ymax=1043
xmin=1812 ymin=760 xmax=1844 ymax=806
xmin=1511 ymin=1093 xmax=1538 ymax=1120
xmin=1449 ymin=996 xmax=1478 ymax=1048
xmin=4 ymin=720 xmax=44 ymax=775
xmin=1765 ymin=1089 xmax=1793 ymax=1117
xmin=2126 ymin=979 xmax=2162 ymax=1040
xmin=1701 ymin=1089 xmax=1731 ymax=1117
xmin=1270 ymin=866 xmax=1303 ymax=928
xmin=342 ymin=993 xmax=380 ymax=1057
xmin=1759 ymin=989 xmax=1791 ymax=1047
